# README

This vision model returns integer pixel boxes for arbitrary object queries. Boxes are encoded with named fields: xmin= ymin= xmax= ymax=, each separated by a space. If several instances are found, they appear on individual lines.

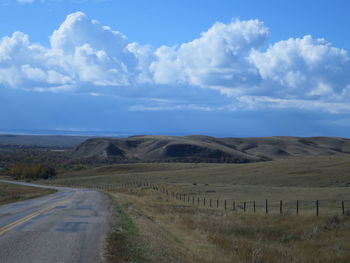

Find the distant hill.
xmin=0 ymin=135 xmax=93 ymax=149
xmin=72 ymin=135 xmax=350 ymax=163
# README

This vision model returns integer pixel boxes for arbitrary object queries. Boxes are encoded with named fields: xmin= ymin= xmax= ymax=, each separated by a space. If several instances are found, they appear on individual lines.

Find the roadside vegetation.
xmin=10 ymin=163 xmax=56 ymax=180
xmin=0 ymin=182 xmax=56 ymax=205
xmin=107 ymin=187 xmax=350 ymax=263
xmin=105 ymin=192 xmax=147 ymax=263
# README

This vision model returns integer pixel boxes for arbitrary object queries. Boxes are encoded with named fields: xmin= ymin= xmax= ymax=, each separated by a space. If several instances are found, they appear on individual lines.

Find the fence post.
xmin=197 ymin=197 xmax=200 ymax=205
xmin=244 ymin=202 xmax=246 ymax=212
xmin=342 ymin=200 xmax=345 ymax=215
xmin=296 ymin=200 xmax=299 ymax=215
xmin=253 ymin=201 xmax=256 ymax=213
xmin=225 ymin=200 xmax=227 ymax=210
xmin=204 ymin=198 xmax=206 ymax=206
xmin=188 ymin=195 xmax=190 ymax=203
xmin=265 ymin=199 xmax=268 ymax=214
xmin=316 ymin=200 xmax=319 ymax=216
xmin=192 ymin=196 xmax=194 ymax=205
xmin=210 ymin=199 xmax=212 ymax=208
xmin=233 ymin=201 xmax=235 ymax=211
xmin=280 ymin=200 xmax=283 ymax=215
xmin=217 ymin=199 xmax=219 ymax=208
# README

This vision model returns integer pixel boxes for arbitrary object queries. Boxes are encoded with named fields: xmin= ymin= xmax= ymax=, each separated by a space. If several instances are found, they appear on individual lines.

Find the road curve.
xmin=0 ymin=180 xmax=112 ymax=263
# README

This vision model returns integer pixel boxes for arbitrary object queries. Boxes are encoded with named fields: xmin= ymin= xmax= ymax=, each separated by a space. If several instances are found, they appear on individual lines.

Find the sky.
xmin=1 ymin=0 xmax=350 ymax=137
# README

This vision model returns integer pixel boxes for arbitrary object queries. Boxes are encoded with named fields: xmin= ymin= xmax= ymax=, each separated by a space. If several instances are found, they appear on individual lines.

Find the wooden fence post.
xmin=210 ymin=199 xmax=212 ymax=208
xmin=225 ymin=200 xmax=227 ymax=210
xmin=265 ymin=199 xmax=268 ymax=214
xmin=204 ymin=198 xmax=206 ymax=206
xmin=244 ymin=202 xmax=246 ymax=212
xmin=198 ymin=197 xmax=200 ymax=205
xmin=316 ymin=200 xmax=319 ymax=216
xmin=296 ymin=200 xmax=299 ymax=215
xmin=192 ymin=196 xmax=194 ymax=205
xmin=280 ymin=200 xmax=283 ymax=215
xmin=253 ymin=201 xmax=256 ymax=213
xmin=233 ymin=201 xmax=235 ymax=211
xmin=342 ymin=200 xmax=345 ymax=215
xmin=217 ymin=199 xmax=219 ymax=208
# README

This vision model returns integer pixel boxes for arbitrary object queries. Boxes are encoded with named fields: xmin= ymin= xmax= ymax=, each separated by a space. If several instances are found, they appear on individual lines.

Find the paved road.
xmin=0 ymin=180 xmax=112 ymax=263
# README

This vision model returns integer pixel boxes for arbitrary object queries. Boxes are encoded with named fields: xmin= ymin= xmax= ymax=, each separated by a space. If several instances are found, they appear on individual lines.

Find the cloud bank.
xmin=0 ymin=11 xmax=349 ymax=112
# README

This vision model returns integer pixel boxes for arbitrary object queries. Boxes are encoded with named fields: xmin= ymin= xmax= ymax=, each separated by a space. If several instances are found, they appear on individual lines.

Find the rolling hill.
xmin=72 ymin=135 xmax=350 ymax=163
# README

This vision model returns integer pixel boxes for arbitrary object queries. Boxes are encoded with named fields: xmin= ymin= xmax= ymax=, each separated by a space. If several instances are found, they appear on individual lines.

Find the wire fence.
xmin=54 ymin=181 xmax=349 ymax=217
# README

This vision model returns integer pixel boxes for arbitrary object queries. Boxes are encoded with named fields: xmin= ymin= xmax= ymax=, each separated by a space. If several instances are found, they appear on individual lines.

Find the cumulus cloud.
xmin=0 ymin=12 xmax=138 ymax=91
xmin=0 ymin=12 xmax=350 ymax=112
xmin=250 ymin=36 xmax=350 ymax=100
xmin=148 ymin=22 xmax=350 ymax=111
xmin=150 ymin=19 xmax=268 ymax=91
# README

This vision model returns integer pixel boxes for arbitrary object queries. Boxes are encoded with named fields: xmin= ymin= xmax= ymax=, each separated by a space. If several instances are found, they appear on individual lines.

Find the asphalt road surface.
xmin=0 ymin=180 xmax=112 ymax=263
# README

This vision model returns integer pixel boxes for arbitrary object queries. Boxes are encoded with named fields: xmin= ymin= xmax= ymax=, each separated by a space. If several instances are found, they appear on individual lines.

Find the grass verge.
xmin=0 ymin=182 xmax=56 ymax=205
xmin=107 ymin=186 xmax=350 ymax=263
xmin=105 ymin=192 xmax=148 ymax=263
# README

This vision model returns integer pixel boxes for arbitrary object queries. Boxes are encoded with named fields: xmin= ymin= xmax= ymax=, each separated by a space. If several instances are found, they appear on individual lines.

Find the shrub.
xmin=10 ymin=163 xmax=56 ymax=180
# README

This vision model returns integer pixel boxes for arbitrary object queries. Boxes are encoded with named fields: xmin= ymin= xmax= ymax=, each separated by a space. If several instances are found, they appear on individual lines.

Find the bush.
xmin=10 ymin=163 xmax=56 ymax=180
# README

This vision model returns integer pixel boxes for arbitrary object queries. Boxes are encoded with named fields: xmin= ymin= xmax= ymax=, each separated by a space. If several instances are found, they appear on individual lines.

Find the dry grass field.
xmin=106 ymin=187 xmax=350 ymax=263
xmin=0 ymin=182 xmax=56 ymax=205
xmin=44 ymin=155 xmax=350 ymax=214
xmin=31 ymin=154 xmax=350 ymax=262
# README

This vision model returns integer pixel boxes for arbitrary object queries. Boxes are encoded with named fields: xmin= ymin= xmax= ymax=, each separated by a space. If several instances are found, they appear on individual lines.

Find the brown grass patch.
xmin=109 ymin=187 xmax=350 ymax=263
xmin=0 ymin=182 xmax=56 ymax=205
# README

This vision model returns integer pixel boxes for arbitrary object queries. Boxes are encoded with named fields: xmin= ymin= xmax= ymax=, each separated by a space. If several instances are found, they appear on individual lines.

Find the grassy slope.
xmin=0 ymin=182 xmax=56 ymax=205
xmin=108 ymin=187 xmax=350 ymax=263
xmin=53 ymin=155 xmax=350 ymax=187
xmin=49 ymin=155 xmax=350 ymax=213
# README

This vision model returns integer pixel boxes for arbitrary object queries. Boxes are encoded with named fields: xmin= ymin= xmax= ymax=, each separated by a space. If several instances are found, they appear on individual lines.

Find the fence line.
xmin=54 ymin=181 xmax=349 ymax=216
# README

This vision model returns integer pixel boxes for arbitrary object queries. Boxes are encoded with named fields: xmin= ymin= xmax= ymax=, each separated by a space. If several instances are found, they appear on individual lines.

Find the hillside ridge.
xmin=73 ymin=135 xmax=350 ymax=163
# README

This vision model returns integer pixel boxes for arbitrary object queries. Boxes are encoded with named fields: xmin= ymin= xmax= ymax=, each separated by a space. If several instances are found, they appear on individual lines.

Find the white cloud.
xmin=0 ymin=12 xmax=138 ymax=91
xmin=250 ymin=35 xmax=350 ymax=100
xmin=150 ymin=19 xmax=268 ymax=90
xmin=149 ymin=23 xmax=350 ymax=112
xmin=1 ymin=12 xmax=350 ymax=113
xmin=230 ymin=96 xmax=350 ymax=113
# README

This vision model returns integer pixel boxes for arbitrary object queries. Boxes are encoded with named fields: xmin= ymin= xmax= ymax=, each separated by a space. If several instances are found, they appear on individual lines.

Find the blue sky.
xmin=1 ymin=0 xmax=350 ymax=137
